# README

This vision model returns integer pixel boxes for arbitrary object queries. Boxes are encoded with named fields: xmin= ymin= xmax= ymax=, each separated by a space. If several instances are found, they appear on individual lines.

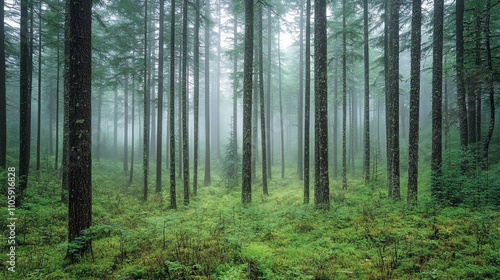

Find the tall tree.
xmin=258 ymin=3 xmax=268 ymax=195
xmin=181 ymin=0 xmax=189 ymax=205
xmin=55 ymin=38 xmax=60 ymax=170
xmin=304 ymin=0 xmax=311 ymax=203
xmin=388 ymin=0 xmax=400 ymax=200
xmin=362 ymin=0 xmax=370 ymax=184
xmin=66 ymin=0 xmax=92 ymax=262
xmin=169 ymin=0 xmax=176 ymax=209
xmin=129 ymin=72 xmax=136 ymax=184
xmin=431 ymin=0 xmax=444 ymax=200
xmin=342 ymin=0 xmax=347 ymax=190
xmin=456 ymin=0 xmax=468 ymax=149
xmin=0 ymin=0 xmax=6 ymax=169
xmin=36 ymin=1 xmax=42 ymax=174
xmin=278 ymin=19 xmax=284 ymax=179
xmin=265 ymin=7 xmax=272 ymax=179
xmin=193 ymin=0 xmax=200 ymax=196
xmin=297 ymin=0 xmax=304 ymax=181
xmin=204 ymin=0 xmax=211 ymax=186
xmin=124 ymin=78 xmax=129 ymax=172
xmin=232 ymin=12 xmax=239 ymax=184
xmin=314 ymin=0 xmax=329 ymax=210
xmin=18 ymin=0 xmax=31 ymax=205
xmin=242 ymin=0 xmax=254 ymax=204
xmin=156 ymin=0 xmax=165 ymax=193
xmin=142 ymin=0 xmax=150 ymax=201
xmin=482 ymin=0 xmax=495 ymax=168
xmin=407 ymin=0 xmax=421 ymax=205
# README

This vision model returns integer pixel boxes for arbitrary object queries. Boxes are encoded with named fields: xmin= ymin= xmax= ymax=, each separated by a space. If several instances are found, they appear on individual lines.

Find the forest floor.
xmin=1 ymin=160 xmax=499 ymax=280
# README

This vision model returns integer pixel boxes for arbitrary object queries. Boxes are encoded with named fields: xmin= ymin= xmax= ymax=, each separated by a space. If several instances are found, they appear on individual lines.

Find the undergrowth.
xmin=1 ymin=159 xmax=499 ymax=279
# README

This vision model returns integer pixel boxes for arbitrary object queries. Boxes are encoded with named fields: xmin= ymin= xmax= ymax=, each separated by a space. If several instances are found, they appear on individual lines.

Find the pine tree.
xmin=66 ymin=0 xmax=92 ymax=262
xmin=242 ymin=0 xmax=254 ymax=204
xmin=314 ymin=0 xmax=329 ymax=210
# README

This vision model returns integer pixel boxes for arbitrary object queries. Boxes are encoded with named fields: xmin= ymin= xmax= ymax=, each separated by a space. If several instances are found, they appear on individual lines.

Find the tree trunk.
xmin=143 ymin=0 xmax=150 ymax=201
xmin=36 ymin=1 xmax=42 ymax=174
xmin=431 ymin=0 xmax=444 ymax=200
xmin=242 ymin=0 xmax=254 ymax=204
xmin=342 ymin=0 xmax=347 ymax=190
xmin=407 ymin=0 xmax=421 ymax=205
xmin=156 ymin=0 xmax=165 ymax=193
xmin=193 ymin=0 xmax=200 ymax=196
xmin=55 ymin=38 xmax=60 ymax=170
xmin=266 ymin=8 xmax=272 ymax=179
xmin=482 ymin=0 xmax=495 ymax=169
xmin=181 ymin=0 xmax=189 ymax=205
xmin=233 ymin=14 xmax=239 ymax=184
xmin=278 ymin=20 xmax=284 ymax=179
xmin=333 ymin=58 xmax=338 ymax=179
xmin=304 ymin=0 xmax=311 ymax=203
xmin=18 ymin=0 xmax=31 ymax=205
xmin=456 ymin=0 xmax=468 ymax=149
xmin=66 ymin=0 xmax=92 ymax=262
xmin=258 ymin=3 xmax=268 ymax=195
xmin=297 ymin=0 xmax=304 ymax=181
xmin=388 ymin=0 xmax=400 ymax=200
xmin=130 ymin=76 xmax=135 ymax=184
xmin=124 ymin=78 xmax=129 ymax=172
xmin=363 ymin=0 xmax=370 ymax=184
xmin=204 ymin=0 xmax=211 ymax=186
xmin=169 ymin=0 xmax=177 ymax=208
xmin=0 ymin=0 xmax=5 ymax=169
xmin=314 ymin=0 xmax=329 ymax=210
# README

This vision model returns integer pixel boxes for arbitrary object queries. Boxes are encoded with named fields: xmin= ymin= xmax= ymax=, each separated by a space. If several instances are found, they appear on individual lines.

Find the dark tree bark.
xmin=388 ymin=0 xmax=400 ymax=200
xmin=193 ymin=0 xmax=200 ymax=196
xmin=36 ymin=1 xmax=42 ymax=174
xmin=258 ymin=3 xmax=268 ymax=195
xmin=204 ymin=0 xmax=211 ymax=186
xmin=181 ymin=0 xmax=189 ymax=205
xmin=242 ymin=0 xmax=254 ymax=205
xmin=456 ymin=0 xmax=468 ymax=149
xmin=383 ymin=0 xmax=391 ymax=196
xmin=143 ymin=0 xmax=150 ymax=201
xmin=407 ymin=0 xmax=421 ymax=205
xmin=18 ymin=0 xmax=31 ymax=205
xmin=482 ymin=0 xmax=495 ymax=169
xmin=431 ymin=0 xmax=444 ymax=200
xmin=342 ymin=0 xmax=347 ymax=190
xmin=266 ymin=7 xmax=272 ymax=179
xmin=66 ymin=0 xmax=92 ymax=262
xmin=169 ymin=0 xmax=176 ymax=208
xmin=0 ymin=0 xmax=5 ymax=169
xmin=297 ymin=0 xmax=304 ymax=181
xmin=314 ymin=0 xmax=329 ymax=210
xmin=474 ymin=13 xmax=481 ymax=145
xmin=304 ymin=0 xmax=311 ymax=203
xmin=156 ymin=0 xmax=165 ymax=193
xmin=363 ymin=0 xmax=370 ymax=184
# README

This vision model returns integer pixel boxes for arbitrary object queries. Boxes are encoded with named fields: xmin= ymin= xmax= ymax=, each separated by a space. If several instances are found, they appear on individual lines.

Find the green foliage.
xmin=2 ymin=160 xmax=500 ymax=280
